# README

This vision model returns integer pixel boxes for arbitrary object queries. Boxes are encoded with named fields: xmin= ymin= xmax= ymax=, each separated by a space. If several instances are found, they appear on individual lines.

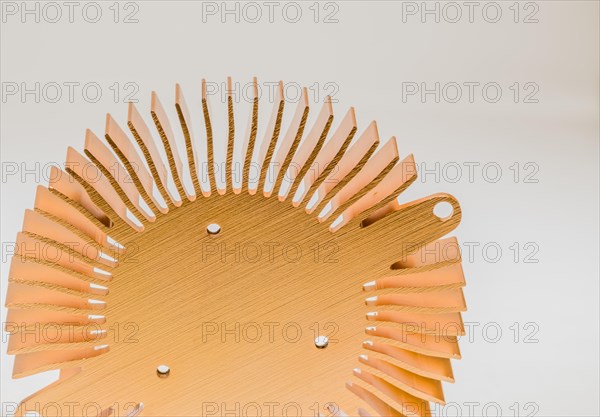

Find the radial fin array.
xmin=5 ymin=77 xmax=466 ymax=417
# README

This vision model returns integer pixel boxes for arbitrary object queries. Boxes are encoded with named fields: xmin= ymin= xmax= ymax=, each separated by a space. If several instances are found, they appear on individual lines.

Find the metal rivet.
xmin=314 ymin=336 xmax=329 ymax=349
xmin=207 ymin=223 xmax=221 ymax=235
xmin=157 ymin=365 xmax=170 ymax=378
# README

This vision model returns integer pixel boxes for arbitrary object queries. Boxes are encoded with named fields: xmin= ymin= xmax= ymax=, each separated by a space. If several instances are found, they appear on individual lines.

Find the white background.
xmin=1 ymin=1 xmax=599 ymax=416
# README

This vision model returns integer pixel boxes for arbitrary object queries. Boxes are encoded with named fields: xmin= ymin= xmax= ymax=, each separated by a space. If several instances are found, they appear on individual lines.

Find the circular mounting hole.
xmin=156 ymin=365 xmax=170 ymax=378
xmin=206 ymin=223 xmax=221 ymax=236
xmin=433 ymin=202 xmax=453 ymax=221
xmin=314 ymin=336 xmax=329 ymax=349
